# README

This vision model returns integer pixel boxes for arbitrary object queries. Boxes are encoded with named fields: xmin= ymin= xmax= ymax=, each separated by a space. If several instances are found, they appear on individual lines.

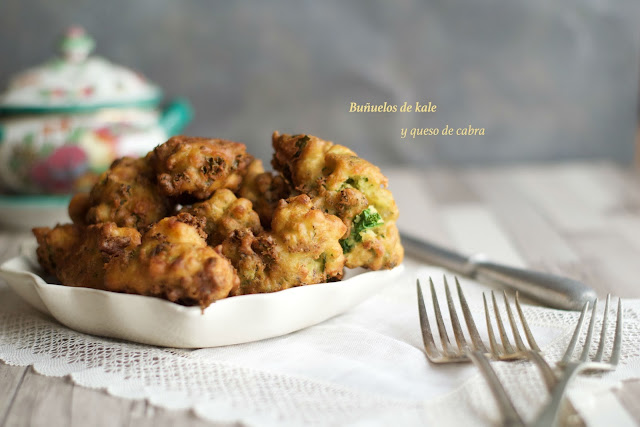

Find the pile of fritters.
xmin=34 ymin=133 xmax=404 ymax=309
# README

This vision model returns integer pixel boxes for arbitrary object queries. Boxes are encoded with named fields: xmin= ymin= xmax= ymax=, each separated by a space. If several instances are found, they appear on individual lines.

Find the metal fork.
xmin=481 ymin=291 xmax=557 ymax=391
xmin=417 ymin=277 xmax=541 ymax=363
xmin=417 ymin=276 xmax=487 ymax=363
xmin=470 ymin=295 xmax=623 ymax=427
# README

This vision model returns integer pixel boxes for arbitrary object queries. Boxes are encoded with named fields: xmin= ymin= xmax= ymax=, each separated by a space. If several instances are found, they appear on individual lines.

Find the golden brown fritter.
xmin=79 ymin=156 xmax=171 ymax=229
xmin=105 ymin=213 xmax=239 ymax=308
xmin=68 ymin=192 xmax=91 ymax=225
xmin=180 ymin=189 xmax=263 ymax=246
xmin=150 ymin=135 xmax=253 ymax=201
xmin=341 ymin=220 xmax=403 ymax=271
xmin=272 ymin=132 xmax=403 ymax=270
xmin=272 ymin=132 xmax=333 ymax=193
xmin=221 ymin=194 xmax=346 ymax=295
xmin=238 ymin=159 xmax=292 ymax=228
xmin=33 ymin=222 xmax=141 ymax=289
xmin=33 ymin=131 xmax=404 ymax=308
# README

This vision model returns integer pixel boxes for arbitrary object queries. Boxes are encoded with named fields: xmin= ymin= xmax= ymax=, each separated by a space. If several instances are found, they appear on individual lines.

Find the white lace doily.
xmin=1 ymin=261 xmax=639 ymax=426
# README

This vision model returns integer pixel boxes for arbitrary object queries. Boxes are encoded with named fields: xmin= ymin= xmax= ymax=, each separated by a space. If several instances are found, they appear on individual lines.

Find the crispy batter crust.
xmin=80 ymin=156 xmax=171 ymax=229
xmin=181 ymin=189 xmax=263 ymax=246
xmin=150 ymin=135 xmax=253 ymax=201
xmin=238 ymin=159 xmax=291 ymax=228
xmin=68 ymin=192 xmax=91 ymax=225
xmin=105 ymin=213 xmax=239 ymax=308
xmin=221 ymin=194 xmax=346 ymax=295
xmin=33 ymin=223 xmax=141 ymax=289
xmin=271 ymin=132 xmax=403 ymax=269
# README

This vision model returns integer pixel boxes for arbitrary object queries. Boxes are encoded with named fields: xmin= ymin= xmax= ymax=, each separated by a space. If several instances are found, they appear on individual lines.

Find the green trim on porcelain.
xmin=159 ymin=98 xmax=194 ymax=136
xmin=0 ymin=194 xmax=72 ymax=207
xmin=0 ymin=93 xmax=163 ymax=116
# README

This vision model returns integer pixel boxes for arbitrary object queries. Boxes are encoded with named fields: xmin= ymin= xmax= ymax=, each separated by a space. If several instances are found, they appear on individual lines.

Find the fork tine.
xmin=468 ymin=351 xmax=525 ymax=427
xmin=491 ymin=291 xmax=515 ymax=355
xmin=503 ymin=291 xmax=527 ymax=352
xmin=483 ymin=293 xmax=501 ymax=357
xmin=528 ymin=351 xmax=557 ymax=392
xmin=579 ymin=299 xmax=599 ymax=361
xmin=509 ymin=296 xmax=554 ymax=391
xmin=417 ymin=279 xmax=441 ymax=359
xmin=609 ymin=298 xmax=623 ymax=366
xmin=594 ymin=294 xmax=610 ymax=362
xmin=444 ymin=276 xmax=468 ymax=352
xmin=561 ymin=301 xmax=589 ymax=364
xmin=430 ymin=277 xmax=454 ymax=356
xmin=515 ymin=292 xmax=541 ymax=352
xmin=456 ymin=277 xmax=488 ymax=353
xmin=533 ymin=296 xmax=622 ymax=427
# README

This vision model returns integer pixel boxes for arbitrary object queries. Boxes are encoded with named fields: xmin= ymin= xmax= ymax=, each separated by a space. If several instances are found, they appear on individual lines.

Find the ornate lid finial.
xmin=58 ymin=26 xmax=95 ymax=63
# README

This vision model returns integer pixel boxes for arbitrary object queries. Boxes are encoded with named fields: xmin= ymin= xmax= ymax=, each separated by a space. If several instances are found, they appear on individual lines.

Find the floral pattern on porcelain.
xmin=0 ymin=27 xmax=160 ymax=109
xmin=0 ymin=109 xmax=166 ymax=194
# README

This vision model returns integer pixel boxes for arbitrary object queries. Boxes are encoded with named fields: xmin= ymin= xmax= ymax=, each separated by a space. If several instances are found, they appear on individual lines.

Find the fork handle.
xmin=531 ymin=363 xmax=585 ymax=427
xmin=400 ymin=233 xmax=596 ymax=311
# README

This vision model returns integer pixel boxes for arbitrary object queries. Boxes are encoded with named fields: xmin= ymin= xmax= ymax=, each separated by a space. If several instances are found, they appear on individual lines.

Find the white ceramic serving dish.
xmin=0 ymin=248 xmax=405 ymax=348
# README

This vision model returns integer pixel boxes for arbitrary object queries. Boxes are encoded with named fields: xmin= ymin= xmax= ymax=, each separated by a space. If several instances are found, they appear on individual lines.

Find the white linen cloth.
xmin=1 ymin=258 xmax=639 ymax=426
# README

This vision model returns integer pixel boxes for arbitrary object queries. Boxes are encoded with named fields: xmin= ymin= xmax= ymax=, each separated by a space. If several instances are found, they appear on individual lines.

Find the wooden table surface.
xmin=1 ymin=161 xmax=639 ymax=426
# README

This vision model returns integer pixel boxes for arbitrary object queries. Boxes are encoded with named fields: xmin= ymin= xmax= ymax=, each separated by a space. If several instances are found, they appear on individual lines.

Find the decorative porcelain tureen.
xmin=0 ymin=26 xmax=192 ymax=195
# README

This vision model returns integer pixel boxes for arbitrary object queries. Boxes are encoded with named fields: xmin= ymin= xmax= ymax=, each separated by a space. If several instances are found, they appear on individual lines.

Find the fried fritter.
xmin=340 ymin=220 xmax=403 ymax=271
xmin=272 ymin=132 xmax=403 ymax=270
xmin=221 ymin=194 xmax=346 ymax=295
xmin=34 ymin=131 xmax=404 ymax=308
xmin=238 ymin=159 xmax=292 ymax=228
xmin=75 ymin=156 xmax=171 ymax=229
xmin=105 ymin=213 xmax=239 ymax=308
xmin=150 ymin=135 xmax=253 ymax=201
xmin=33 ymin=222 xmax=141 ymax=289
xmin=68 ymin=192 xmax=91 ymax=225
xmin=180 ymin=189 xmax=263 ymax=246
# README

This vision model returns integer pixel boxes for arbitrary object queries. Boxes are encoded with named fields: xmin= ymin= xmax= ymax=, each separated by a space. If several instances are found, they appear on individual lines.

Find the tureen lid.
xmin=0 ymin=27 xmax=162 ymax=114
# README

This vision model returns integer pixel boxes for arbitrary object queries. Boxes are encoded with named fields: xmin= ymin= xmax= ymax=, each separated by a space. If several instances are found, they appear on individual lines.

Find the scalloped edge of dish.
xmin=0 ymin=253 xmax=405 ymax=348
